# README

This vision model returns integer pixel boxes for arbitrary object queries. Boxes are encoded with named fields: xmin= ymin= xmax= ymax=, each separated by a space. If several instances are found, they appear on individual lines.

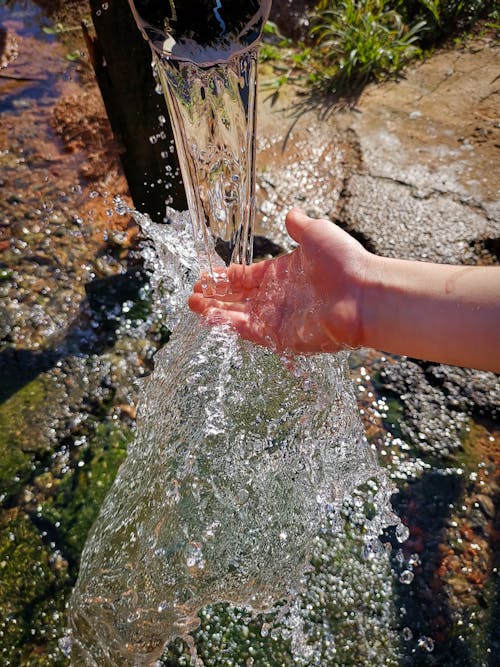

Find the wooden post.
xmin=86 ymin=0 xmax=187 ymax=220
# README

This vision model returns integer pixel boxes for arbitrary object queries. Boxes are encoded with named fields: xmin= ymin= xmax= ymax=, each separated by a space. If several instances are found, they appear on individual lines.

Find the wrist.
xmin=321 ymin=246 xmax=378 ymax=351
xmin=356 ymin=252 xmax=388 ymax=351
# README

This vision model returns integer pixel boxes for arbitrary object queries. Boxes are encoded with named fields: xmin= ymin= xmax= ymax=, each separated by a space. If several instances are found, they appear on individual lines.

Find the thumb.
xmin=285 ymin=208 xmax=316 ymax=244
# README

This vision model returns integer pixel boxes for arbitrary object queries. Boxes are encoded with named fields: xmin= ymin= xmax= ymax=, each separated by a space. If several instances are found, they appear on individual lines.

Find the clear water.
xmin=67 ymin=212 xmax=397 ymax=666
xmin=67 ymin=4 xmax=399 ymax=664
xmin=155 ymin=50 xmax=258 ymax=278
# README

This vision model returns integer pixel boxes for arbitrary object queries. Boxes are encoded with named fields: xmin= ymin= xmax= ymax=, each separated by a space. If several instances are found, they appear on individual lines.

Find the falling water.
xmin=130 ymin=0 xmax=272 ymax=278
xmin=156 ymin=50 xmax=258 ymax=275
xmin=67 ymin=210 xmax=397 ymax=666
xmin=67 ymin=2 xmax=400 ymax=665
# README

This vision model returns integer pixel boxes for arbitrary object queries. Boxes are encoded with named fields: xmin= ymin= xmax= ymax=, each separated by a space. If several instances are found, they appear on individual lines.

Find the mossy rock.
xmin=0 ymin=419 xmax=132 ymax=664
xmin=40 ymin=419 xmax=132 ymax=567
xmin=0 ymin=510 xmax=70 ymax=666
xmin=0 ymin=372 xmax=62 ymax=500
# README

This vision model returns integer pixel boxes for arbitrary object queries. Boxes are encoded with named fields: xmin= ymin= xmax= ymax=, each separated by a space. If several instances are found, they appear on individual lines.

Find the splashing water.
xmin=68 ymin=212 xmax=396 ymax=665
xmin=130 ymin=1 xmax=272 ymax=279
xmin=67 ymin=2 xmax=399 ymax=664
xmin=128 ymin=1 xmax=271 ymax=66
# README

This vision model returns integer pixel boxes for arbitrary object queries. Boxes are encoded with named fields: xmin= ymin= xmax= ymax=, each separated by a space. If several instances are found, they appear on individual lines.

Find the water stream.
xmin=156 ymin=49 xmax=258 ymax=276
xmin=67 ymin=2 xmax=400 ymax=664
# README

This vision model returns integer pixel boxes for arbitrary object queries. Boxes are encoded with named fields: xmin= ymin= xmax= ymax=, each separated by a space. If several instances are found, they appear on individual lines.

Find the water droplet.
xmin=400 ymin=570 xmax=414 ymax=585
xmin=59 ymin=634 xmax=72 ymax=656
xmin=362 ymin=538 xmax=384 ymax=561
xmin=418 ymin=636 xmax=435 ymax=652
xmin=396 ymin=523 xmax=410 ymax=543
xmin=408 ymin=553 xmax=421 ymax=567
xmin=186 ymin=544 xmax=205 ymax=570
xmin=113 ymin=195 xmax=129 ymax=216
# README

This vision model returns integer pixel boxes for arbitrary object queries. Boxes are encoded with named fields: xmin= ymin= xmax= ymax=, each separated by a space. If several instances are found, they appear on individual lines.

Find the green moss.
xmin=0 ymin=510 xmax=70 ymax=666
xmin=40 ymin=419 xmax=132 ymax=566
xmin=454 ymin=418 xmax=483 ymax=468
xmin=0 ymin=374 xmax=58 ymax=500
xmin=0 ymin=268 xmax=14 ymax=282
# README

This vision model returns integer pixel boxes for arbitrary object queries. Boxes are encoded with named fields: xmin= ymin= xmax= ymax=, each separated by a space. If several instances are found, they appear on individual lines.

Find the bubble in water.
xmin=402 ymin=627 xmax=413 ymax=641
xmin=418 ymin=636 xmax=435 ymax=652
xmin=396 ymin=523 xmax=410 ymax=543
xmin=399 ymin=570 xmax=414 ymax=585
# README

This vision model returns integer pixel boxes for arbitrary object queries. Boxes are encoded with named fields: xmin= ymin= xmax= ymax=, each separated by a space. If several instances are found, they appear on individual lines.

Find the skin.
xmin=189 ymin=209 xmax=500 ymax=373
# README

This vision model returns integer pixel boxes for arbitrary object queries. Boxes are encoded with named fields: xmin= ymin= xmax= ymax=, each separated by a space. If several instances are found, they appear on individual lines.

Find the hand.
xmin=188 ymin=209 xmax=371 ymax=354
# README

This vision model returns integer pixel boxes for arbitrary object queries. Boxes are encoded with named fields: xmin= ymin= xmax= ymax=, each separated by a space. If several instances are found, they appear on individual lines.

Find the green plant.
xmin=43 ymin=22 xmax=83 ymax=35
xmin=259 ymin=43 xmax=281 ymax=62
xmin=310 ymin=0 xmax=425 ymax=88
xmin=259 ymin=20 xmax=295 ymax=63
xmin=394 ymin=0 xmax=497 ymax=43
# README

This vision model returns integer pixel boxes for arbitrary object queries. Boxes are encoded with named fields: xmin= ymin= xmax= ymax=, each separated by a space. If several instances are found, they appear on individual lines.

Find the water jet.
xmin=67 ymin=3 xmax=398 ymax=664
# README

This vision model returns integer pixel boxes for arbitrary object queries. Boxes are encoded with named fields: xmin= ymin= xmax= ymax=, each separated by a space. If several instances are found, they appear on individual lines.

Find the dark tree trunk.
xmin=86 ymin=0 xmax=187 ymax=220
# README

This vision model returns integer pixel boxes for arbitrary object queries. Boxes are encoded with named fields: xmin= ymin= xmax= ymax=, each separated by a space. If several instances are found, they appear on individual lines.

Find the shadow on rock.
xmin=391 ymin=472 xmax=474 ymax=666
xmin=0 ymin=268 xmax=148 ymax=405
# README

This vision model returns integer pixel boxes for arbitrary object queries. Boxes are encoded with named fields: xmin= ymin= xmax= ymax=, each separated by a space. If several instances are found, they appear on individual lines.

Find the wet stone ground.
xmin=0 ymin=1 xmax=499 ymax=666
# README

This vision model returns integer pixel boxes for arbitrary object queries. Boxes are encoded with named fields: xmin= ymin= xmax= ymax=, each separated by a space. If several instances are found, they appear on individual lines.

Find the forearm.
xmin=359 ymin=256 xmax=500 ymax=373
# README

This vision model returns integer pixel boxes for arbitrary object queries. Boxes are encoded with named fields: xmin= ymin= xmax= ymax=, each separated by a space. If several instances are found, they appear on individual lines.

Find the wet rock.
xmin=0 ymin=27 xmax=19 ymax=69
xmin=252 ymin=234 xmax=283 ymax=259
xmin=39 ymin=418 xmax=132 ymax=565
xmin=0 ymin=509 xmax=70 ymax=666
xmin=338 ymin=40 xmax=500 ymax=265
xmin=473 ymin=494 xmax=495 ymax=520
xmin=422 ymin=364 xmax=499 ymax=423
xmin=378 ymin=358 xmax=469 ymax=459
xmin=0 ymin=369 xmax=68 ymax=499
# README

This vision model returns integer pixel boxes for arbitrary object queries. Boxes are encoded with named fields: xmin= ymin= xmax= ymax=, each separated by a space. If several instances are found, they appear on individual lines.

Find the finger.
xmin=285 ymin=208 xmax=314 ymax=244
xmin=188 ymin=292 xmax=210 ymax=313
xmin=193 ymin=268 xmax=230 ymax=294
xmin=188 ymin=292 xmax=252 ymax=315
xmin=205 ymin=308 xmax=272 ymax=349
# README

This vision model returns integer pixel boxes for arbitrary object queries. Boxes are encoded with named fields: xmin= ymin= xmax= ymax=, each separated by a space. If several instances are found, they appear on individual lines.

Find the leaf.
xmin=418 ymin=0 xmax=441 ymax=24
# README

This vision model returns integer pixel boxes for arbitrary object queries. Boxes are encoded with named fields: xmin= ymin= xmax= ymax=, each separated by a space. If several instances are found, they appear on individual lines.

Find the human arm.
xmin=189 ymin=209 xmax=500 ymax=373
